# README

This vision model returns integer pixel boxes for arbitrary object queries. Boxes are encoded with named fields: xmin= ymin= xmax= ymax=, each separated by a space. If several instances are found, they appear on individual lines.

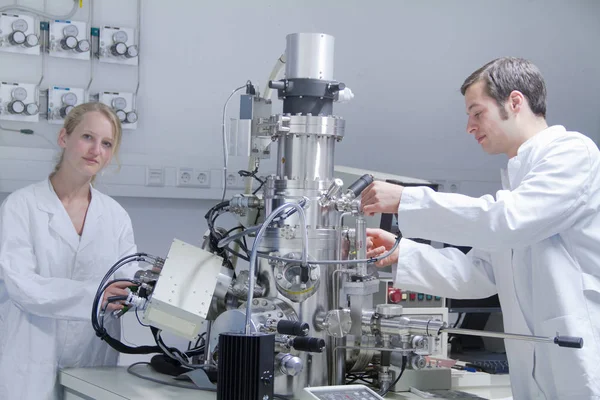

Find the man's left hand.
xmin=361 ymin=181 xmax=404 ymax=216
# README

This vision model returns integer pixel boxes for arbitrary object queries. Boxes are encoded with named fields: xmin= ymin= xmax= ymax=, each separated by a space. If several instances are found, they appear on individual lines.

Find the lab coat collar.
xmin=500 ymin=125 xmax=566 ymax=190
xmin=35 ymin=178 xmax=103 ymax=252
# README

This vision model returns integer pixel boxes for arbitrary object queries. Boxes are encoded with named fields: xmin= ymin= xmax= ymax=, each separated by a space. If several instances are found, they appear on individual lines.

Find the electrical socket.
xmin=433 ymin=180 xmax=460 ymax=193
xmin=225 ymin=172 xmax=246 ymax=189
xmin=177 ymin=168 xmax=211 ymax=188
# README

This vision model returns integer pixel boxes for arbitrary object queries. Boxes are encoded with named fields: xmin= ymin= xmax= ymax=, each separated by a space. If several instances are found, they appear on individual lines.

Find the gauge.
xmin=112 ymin=30 xmax=128 ymax=44
xmin=60 ymin=105 xmax=74 ymax=118
xmin=12 ymin=19 xmax=28 ymax=32
xmin=8 ymin=30 xmax=26 ymax=45
xmin=111 ymin=97 xmax=127 ymax=110
xmin=25 ymin=103 xmax=39 ymax=116
xmin=24 ymin=34 xmax=39 ymax=48
xmin=125 ymin=111 xmax=138 ymax=124
xmin=12 ymin=87 xmax=28 ymax=101
xmin=76 ymin=39 xmax=90 ymax=53
xmin=125 ymin=45 xmax=138 ymax=58
xmin=115 ymin=109 xmax=126 ymax=122
xmin=63 ymin=24 xmax=79 ymax=37
xmin=8 ymin=100 xmax=25 ymax=114
xmin=62 ymin=92 xmax=78 ymax=106
xmin=110 ymin=42 xmax=127 ymax=56
xmin=61 ymin=35 xmax=78 ymax=50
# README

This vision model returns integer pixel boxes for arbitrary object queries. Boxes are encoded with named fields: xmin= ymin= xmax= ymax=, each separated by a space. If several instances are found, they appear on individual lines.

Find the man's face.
xmin=464 ymin=81 xmax=513 ymax=156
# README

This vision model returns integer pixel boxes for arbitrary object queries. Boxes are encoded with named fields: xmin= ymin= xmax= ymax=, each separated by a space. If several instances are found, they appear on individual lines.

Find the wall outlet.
xmin=177 ymin=167 xmax=211 ymax=188
xmin=146 ymin=167 xmax=164 ymax=187
xmin=225 ymin=172 xmax=246 ymax=189
xmin=432 ymin=180 xmax=460 ymax=193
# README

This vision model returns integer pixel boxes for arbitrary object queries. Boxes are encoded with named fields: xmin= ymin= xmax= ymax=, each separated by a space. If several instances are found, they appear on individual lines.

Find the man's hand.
xmin=361 ymin=181 xmax=404 ymax=216
xmin=102 ymin=281 xmax=134 ymax=311
xmin=366 ymin=228 xmax=400 ymax=267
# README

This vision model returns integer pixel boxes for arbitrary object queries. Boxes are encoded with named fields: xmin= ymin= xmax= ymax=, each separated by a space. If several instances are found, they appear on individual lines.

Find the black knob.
xmin=347 ymin=174 xmax=374 ymax=197
xmin=277 ymin=320 xmax=309 ymax=337
xmin=554 ymin=336 xmax=583 ymax=349
xmin=292 ymin=337 xmax=325 ymax=353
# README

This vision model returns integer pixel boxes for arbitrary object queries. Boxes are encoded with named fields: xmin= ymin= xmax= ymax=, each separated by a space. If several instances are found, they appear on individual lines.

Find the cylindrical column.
xmin=286 ymin=33 xmax=334 ymax=80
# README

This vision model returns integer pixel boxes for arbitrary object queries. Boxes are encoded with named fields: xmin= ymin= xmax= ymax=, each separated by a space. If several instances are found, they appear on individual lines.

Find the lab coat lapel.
xmin=79 ymin=187 xmax=103 ymax=252
xmin=36 ymin=179 xmax=80 ymax=252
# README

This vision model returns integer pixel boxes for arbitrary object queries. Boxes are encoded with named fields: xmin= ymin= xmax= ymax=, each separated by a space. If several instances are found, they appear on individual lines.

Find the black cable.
xmin=379 ymin=356 xmax=407 ymax=397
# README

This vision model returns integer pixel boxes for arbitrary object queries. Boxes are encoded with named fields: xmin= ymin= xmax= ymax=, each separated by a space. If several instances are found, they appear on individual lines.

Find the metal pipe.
xmin=245 ymin=202 xmax=307 ymax=334
xmin=443 ymin=327 xmax=555 ymax=344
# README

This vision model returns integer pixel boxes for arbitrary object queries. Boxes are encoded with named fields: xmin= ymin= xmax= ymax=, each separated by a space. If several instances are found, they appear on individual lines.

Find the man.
xmin=361 ymin=57 xmax=600 ymax=399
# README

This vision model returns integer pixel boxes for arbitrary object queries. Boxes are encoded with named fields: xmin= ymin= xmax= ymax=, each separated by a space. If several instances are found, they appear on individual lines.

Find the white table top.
xmin=60 ymin=366 xmax=512 ymax=400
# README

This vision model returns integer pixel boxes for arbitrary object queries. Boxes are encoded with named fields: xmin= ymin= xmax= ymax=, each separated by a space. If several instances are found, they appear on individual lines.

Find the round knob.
xmin=60 ymin=105 xmax=74 ymax=118
xmin=9 ymin=30 xmax=26 ymax=46
xmin=76 ymin=39 xmax=90 ymax=53
xmin=277 ymin=354 xmax=303 ymax=377
xmin=376 ymin=304 xmax=404 ymax=318
xmin=115 ymin=109 xmax=126 ymax=122
xmin=388 ymin=288 xmax=402 ymax=304
xmin=8 ymin=100 xmax=25 ymax=114
xmin=24 ymin=34 xmax=39 ymax=48
xmin=125 ymin=44 xmax=138 ymax=58
xmin=125 ymin=111 xmax=138 ymax=124
xmin=25 ymin=103 xmax=39 ymax=116
xmin=61 ymin=36 xmax=78 ymax=50
xmin=111 ymin=42 xmax=127 ymax=56
xmin=411 ymin=355 xmax=427 ymax=370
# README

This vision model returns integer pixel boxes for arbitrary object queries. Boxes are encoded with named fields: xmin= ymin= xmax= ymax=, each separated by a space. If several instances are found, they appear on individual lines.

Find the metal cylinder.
xmin=285 ymin=33 xmax=334 ymax=80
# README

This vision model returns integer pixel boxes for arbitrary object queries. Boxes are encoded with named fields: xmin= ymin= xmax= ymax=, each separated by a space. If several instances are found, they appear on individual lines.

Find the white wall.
xmin=1 ymin=0 xmax=599 ymax=364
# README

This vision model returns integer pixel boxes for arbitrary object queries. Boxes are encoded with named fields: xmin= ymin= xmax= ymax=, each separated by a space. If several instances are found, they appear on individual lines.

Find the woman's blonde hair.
xmin=50 ymin=102 xmax=123 ymax=182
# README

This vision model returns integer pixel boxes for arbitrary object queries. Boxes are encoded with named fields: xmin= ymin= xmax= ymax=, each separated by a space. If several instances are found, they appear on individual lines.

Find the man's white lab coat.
xmin=394 ymin=125 xmax=600 ymax=399
xmin=0 ymin=179 xmax=138 ymax=399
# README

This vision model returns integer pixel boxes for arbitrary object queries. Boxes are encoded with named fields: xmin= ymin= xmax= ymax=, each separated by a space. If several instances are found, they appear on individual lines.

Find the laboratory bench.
xmin=60 ymin=365 xmax=512 ymax=400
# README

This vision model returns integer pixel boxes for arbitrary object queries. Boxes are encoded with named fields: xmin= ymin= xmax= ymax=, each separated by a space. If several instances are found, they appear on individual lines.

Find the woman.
xmin=0 ymin=102 xmax=138 ymax=399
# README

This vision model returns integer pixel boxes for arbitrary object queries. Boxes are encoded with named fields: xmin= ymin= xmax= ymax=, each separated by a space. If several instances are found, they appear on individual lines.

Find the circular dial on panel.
xmin=111 ymin=97 xmax=127 ymax=110
xmin=8 ymin=100 xmax=25 ymax=114
xmin=125 ymin=45 xmax=138 ymax=58
xmin=111 ymin=42 xmax=127 ymax=56
xmin=115 ymin=109 xmax=127 ymax=122
xmin=12 ymin=87 xmax=28 ymax=101
xmin=60 ymin=105 xmax=74 ymax=118
xmin=112 ymin=30 xmax=128 ymax=44
xmin=61 ymin=35 xmax=78 ymax=50
xmin=12 ymin=19 xmax=28 ymax=32
xmin=25 ymin=34 xmax=39 ymax=48
xmin=25 ymin=103 xmax=39 ymax=116
xmin=76 ymin=39 xmax=90 ymax=53
xmin=63 ymin=24 xmax=79 ymax=37
xmin=62 ymin=92 xmax=78 ymax=106
xmin=125 ymin=111 xmax=138 ymax=124
xmin=9 ymin=30 xmax=26 ymax=45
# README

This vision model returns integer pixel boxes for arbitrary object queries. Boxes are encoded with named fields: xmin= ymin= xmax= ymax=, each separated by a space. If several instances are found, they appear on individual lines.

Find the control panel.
xmin=300 ymin=384 xmax=384 ymax=400
xmin=374 ymin=279 xmax=444 ymax=308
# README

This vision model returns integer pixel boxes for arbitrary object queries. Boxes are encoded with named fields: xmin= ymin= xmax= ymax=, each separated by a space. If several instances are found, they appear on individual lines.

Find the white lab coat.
xmin=393 ymin=125 xmax=600 ymax=399
xmin=0 ymin=179 xmax=138 ymax=400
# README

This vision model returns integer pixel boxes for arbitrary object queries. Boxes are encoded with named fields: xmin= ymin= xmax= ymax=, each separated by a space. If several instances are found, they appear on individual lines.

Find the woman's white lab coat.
xmin=0 ymin=179 xmax=138 ymax=400
xmin=394 ymin=125 xmax=600 ymax=399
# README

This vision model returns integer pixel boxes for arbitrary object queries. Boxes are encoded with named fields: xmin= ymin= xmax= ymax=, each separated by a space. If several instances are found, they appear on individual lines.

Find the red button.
xmin=409 ymin=293 xmax=416 ymax=301
xmin=388 ymin=288 xmax=402 ymax=303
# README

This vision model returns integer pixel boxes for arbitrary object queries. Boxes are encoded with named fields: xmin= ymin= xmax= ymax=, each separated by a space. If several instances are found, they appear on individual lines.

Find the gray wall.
xmin=0 ymin=0 xmax=599 ymax=363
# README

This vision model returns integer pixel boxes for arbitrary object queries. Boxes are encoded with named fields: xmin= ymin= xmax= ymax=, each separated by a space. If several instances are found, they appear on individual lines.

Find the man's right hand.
xmin=366 ymin=228 xmax=400 ymax=267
